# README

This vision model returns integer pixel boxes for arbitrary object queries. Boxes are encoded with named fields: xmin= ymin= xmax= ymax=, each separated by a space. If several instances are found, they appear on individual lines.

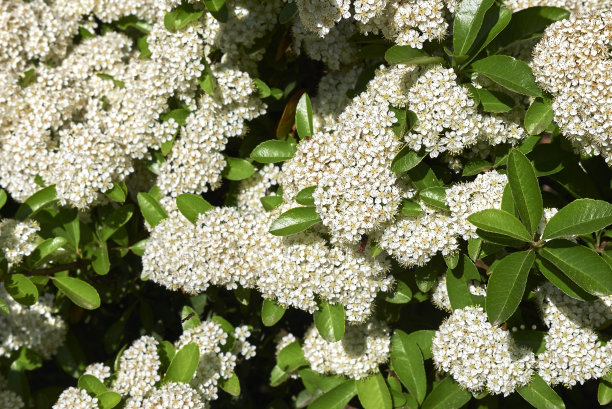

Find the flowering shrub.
xmin=1 ymin=0 xmax=612 ymax=408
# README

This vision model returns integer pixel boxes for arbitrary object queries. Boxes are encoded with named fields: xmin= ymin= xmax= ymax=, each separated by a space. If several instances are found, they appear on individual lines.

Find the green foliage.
xmin=269 ymin=207 xmax=321 ymax=235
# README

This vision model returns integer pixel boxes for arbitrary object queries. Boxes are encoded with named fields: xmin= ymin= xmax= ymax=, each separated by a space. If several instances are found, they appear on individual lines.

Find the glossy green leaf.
xmin=391 ymin=330 xmax=427 ymax=403
xmin=254 ymin=78 xmax=271 ymax=98
xmin=278 ymin=341 xmax=308 ymax=372
xmin=534 ymin=256 xmax=594 ymax=301
xmin=262 ymin=298 xmax=286 ymax=326
xmin=130 ymin=239 xmax=148 ymax=257
xmin=260 ymin=195 xmax=283 ymax=211
xmin=507 ymin=148 xmax=542 ymax=234
xmin=222 ymin=156 xmax=255 ymax=181
xmin=391 ymin=145 xmax=427 ymax=173
xmin=314 ymin=299 xmax=345 ymax=342
xmin=203 ymin=0 xmax=225 ymax=12
xmin=513 ymin=330 xmax=547 ymax=354
xmin=92 ymin=243 xmax=110 ymax=275
xmin=219 ymin=372 xmax=240 ymax=396
xmin=384 ymin=46 xmax=445 ymax=65
xmin=296 ymin=93 xmax=314 ymax=140
xmin=493 ymin=6 xmax=570 ymax=48
xmin=421 ymin=376 xmax=471 ymax=409
xmin=53 ymin=276 xmax=100 ymax=310
xmin=453 ymin=0 xmax=495 ymax=56
xmin=462 ymin=159 xmax=492 ymax=177
xmin=97 ymin=391 xmax=122 ymax=409
xmin=164 ymin=8 xmax=203 ymax=31
xmin=524 ymin=97 xmax=553 ymax=135
xmin=180 ymin=305 xmax=201 ymax=330
xmin=251 ymin=140 xmax=297 ymax=163
xmin=598 ymin=381 xmax=612 ymax=405
xmin=163 ymin=343 xmax=200 ymax=384
xmin=28 ymin=237 xmax=67 ymax=267
xmin=16 ymin=185 xmax=57 ymax=220
xmin=468 ymin=209 xmax=531 ymax=242
xmin=407 ymin=162 xmax=443 ymax=190
xmin=0 ymin=189 xmax=6 ymax=210
xmin=269 ymin=207 xmax=321 ymax=236
xmin=539 ymin=240 xmax=612 ymax=295
xmin=176 ymin=193 xmax=213 ymax=224
xmin=357 ymin=372 xmax=392 ymax=409
xmin=308 ymin=380 xmax=356 ymax=409
xmin=464 ymin=5 xmax=512 ymax=63
xmin=486 ymin=250 xmax=535 ymax=325
xmin=78 ymin=374 xmax=107 ymax=396
xmin=104 ymin=182 xmax=127 ymax=203
xmin=399 ymin=200 xmax=423 ymax=217
xmin=542 ymin=199 xmax=612 ymax=240
xmin=419 ymin=187 xmax=449 ymax=211
xmin=517 ymin=373 xmax=565 ymax=409
xmin=446 ymin=255 xmax=481 ymax=310
xmin=296 ymin=186 xmax=316 ymax=206
xmin=98 ymin=204 xmax=134 ymax=242
xmin=137 ymin=192 xmax=168 ymax=228
xmin=5 ymin=274 xmax=38 ymax=305
xmin=385 ymin=280 xmax=412 ymax=304
xmin=471 ymin=55 xmax=542 ymax=97
xmin=476 ymin=88 xmax=515 ymax=113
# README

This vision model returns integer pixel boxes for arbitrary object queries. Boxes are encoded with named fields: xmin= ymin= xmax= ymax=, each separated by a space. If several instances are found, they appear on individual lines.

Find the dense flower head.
xmin=536 ymin=283 xmax=612 ymax=387
xmin=531 ymin=11 xmax=612 ymax=165
xmin=84 ymin=363 xmax=112 ymax=383
xmin=0 ymin=284 xmax=66 ymax=359
xmin=302 ymin=319 xmax=391 ymax=379
xmin=431 ymin=276 xmax=486 ymax=312
xmin=53 ymin=387 xmax=99 ymax=409
xmin=0 ymin=218 xmax=39 ymax=266
xmin=140 ymin=382 xmax=205 ymax=409
xmin=432 ymin=306 xmax=535 ymax=396
xmin=0 ymin=375 xmax=24 ymax=409
xmin=113 ymin=335 xmax=161 ymax=397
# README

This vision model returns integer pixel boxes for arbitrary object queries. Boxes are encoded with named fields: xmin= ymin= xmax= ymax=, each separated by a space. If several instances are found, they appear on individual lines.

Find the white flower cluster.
xmin=0 ymin=219 xmax=39 ymax=266
xmin=432 ymin=306 xmax=535 ymax=396
xmin=144 ymin=167 xmax=393 ymax=322
xmin=302 ymin=319 xmax=391 ymax=379
xmin=0 ymin=0 xmax=276 ymax=208
xmin=532 ymin=11 xmax=612 ymax=165
xmin=0 ymin=374 xmax=24 ymax=409
xmin=430 ymin=276 xmax=486 ymax=312
xmin=53 ymin=387 xmax=99 ymax=409
xmin=445 ymin=170 xmax=508 ymax=239
xmin=54 ymin=319 xmax=253 ymax=408
xmin=0 ymin=284 xmax=66 ymax=359
xmin=536 ymin=283 xmax=612 ymax=387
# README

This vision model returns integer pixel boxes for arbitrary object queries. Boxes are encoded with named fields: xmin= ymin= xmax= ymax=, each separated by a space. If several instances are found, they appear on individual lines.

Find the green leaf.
xmin=278 ymin=341 xmax=308 ymax=372
xmin=279 ymin=1 xmax=298 ymax=23
xmin=314 ymin=299 xmax=345 ymax=342
xmin=92 ymin=243 xmax=110 ymax=275
xmin=513 ymin=330 xmax=547 ymax=354
xmin=542 ymin=199 xmax=612 ymax=240
xmin=5 ymin=274 xmax=38 ymax=306
xmin=475 ymin=88 xmax=515 ymax=113
xmin=517 ymin=373 xmax=565 ymax=409
xmin=11 ymin=348 xmax=43 ymax=371
xmin=16 ymin=185 xmax=57 ymax=220
xmin=296 ymin=93 xmax=314 ymax=140
xmin=357 ymin=372 xmax=392 ymax=409
xmin=407 ymin=162 xmax=443 ymax=190
xmin=493 ymin=6 xmax=570 ymax=49
xmin=98 ymin=204 xmax=134 ymax=242
xmin=446 ymin=255 xmax=481 ymax=310
xmin=0 ymin=189 xmax=7 ymax=210
xmin=181 ymin=305 xmax=201 ymax=330
xmin=203 ymin=0 xmax=225 ymax=12
xmin=391 ymin=330 xmax=427 ymax=403
xmin=507 ymin=148 xmax=542 ymax=234
xmin=486 ymin=250 xmax=535 ymax=325
xmin=52 ymin=276 xmax=101 ymax=310
xmin=176 ymin=193 xmax=213 ymax=224
xmin=130 ymin=239 xmax=148 ymax=257
xmin=163 ymin=343 xmax=200 ymax=384
xmin=534 ymin=256 xmax=594 ymax=301
xmin=468 ymin=209 xmax=531 ymax=242
xmin=296 ymin=186 xmax=316 ymax=206
xmin=211 ymin=315 xmax=235 ymax=333
xmin=164 ymin=7 xmax=203 ymax=31
xmin=28 ymin=237 xmax=67 ymax=267
xmin=308 ymin=380 xmax=356 ymax=409
xmin=0 ymin=298 xmax=9 ymax=315
xmin=78 ymin=374 xmax=107 ymax=396
xmin=471 ymin=55 xmax=543 ymax=97
xmin=419 ymin=187 xmax=449 ymax=211
xmin=254 ymin=78 xmax=271 ymax=98
xmin=222 ymin=156 xmax=255 ymax=181
xmin=219 ymin=372 xmax=241 ymax=396
xmin=391 ymin=146 xmax=427 ymax=173
xmin=260 ymin=195 xmax=283 ymax=211
xmin=262 ymin=298 xmax=286 ymax=326
xmin=453 ymin=0 xmax=495 ymax=56
xmin=385 ymin=280 xmax=412 ymax=304
xmin=251 ymin=140 xmax=297 ymax=163
xmin=198 ymin=67 xmax=215 ymax=96
xmin=599 ymin=381 xmax=612 ymax=406
xmin=464 ymin=5 xmax=512 ymax=63
xmin=384 ymin=46 xmax=445 ymax=65
xmin=269 ymin=207 xmax=321 ymax=236
xmin=461 ymin=159 xmax=492 ymax=177
xmin=539 ymin=240 xmax=612 ymax=295
xmin=97 ymin=391 xmax=122 ymax=409
xmin=524 ymin=97 xmax=553 ymax=135
xmin=421 ymin=376 xmax=472 ymax=409
xmin=137 ymin=192 xmax=168 ymax=228
xmin=399 ymin=200 xmax=423 ymax=217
